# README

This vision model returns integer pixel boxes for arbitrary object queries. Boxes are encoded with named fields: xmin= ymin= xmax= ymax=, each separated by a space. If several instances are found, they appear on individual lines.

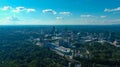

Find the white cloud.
xmin=12 ymin=7 xmax=25 ymax=13
xmin=1 ymin=6 xmax=36 ymax=13
xmin=100 ymin=16 xmax=106 ymax=18
xmin=59 ymin=12 xmax=72 ymax=16
xmin=80 ymin=14 xmax=93 ymax=18
xmin=2 ymin=6 xmax=12 ymax=11
xmin=27 ymin=8 xmax=36 ymax=12
xmin=6 ymin=16 xmax=20 ymax=21
xmin=56 ymin=17 xmax=63 ymax=20
xmin=108 ymin=19 xmax=120 ymax=23
xmin=0 ymin=16 xmax=21 ymax=25
xmin=11 ymin=6 xmax=36 ymax=13
xmin=81 ymin=15 xmax=106 ymax=18
xmin=42 ymin=9 xmax=57 ymax=14
xmin=104 ymin=7 xmax=120 ymax=12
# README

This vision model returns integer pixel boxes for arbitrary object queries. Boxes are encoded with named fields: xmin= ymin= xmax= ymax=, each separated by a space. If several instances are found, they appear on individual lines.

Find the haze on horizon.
xmin=0 ymin=0 xmax=120 ymax=25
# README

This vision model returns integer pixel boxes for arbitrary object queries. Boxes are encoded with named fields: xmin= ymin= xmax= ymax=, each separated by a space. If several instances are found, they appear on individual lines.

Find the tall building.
xmin=51 ymin=26 xmax=57 ymax=35
xmin=108 ymin=32 xmax=115 ymax=42
xmin=104 ymin=31 xmax=110 ymax=40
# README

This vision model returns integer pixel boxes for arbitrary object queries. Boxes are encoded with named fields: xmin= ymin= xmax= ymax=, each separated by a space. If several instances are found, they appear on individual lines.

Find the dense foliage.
xmin=0 ymin=42 xmax=68 ymax=67
xmin=0 ymin=27 xmax=68 ymax=67
xmin=73 ymin=42 xmax=120 ymax=67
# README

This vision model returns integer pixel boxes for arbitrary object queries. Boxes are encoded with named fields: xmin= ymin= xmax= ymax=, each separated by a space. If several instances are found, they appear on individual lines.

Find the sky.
xmin=0 ymin=0 xmax=120 ymax=25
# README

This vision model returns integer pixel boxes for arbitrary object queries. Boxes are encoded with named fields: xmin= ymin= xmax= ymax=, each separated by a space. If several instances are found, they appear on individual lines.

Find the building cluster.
xmin=28 ymin=26 xmax=120 ymax=59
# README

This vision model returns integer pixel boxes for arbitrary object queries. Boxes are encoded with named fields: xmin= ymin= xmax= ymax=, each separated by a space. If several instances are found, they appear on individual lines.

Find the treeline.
xmin=73 ymin=42 xmax=120 ymax=67
xmin=0 ymin=41 xmax=68 ymax=67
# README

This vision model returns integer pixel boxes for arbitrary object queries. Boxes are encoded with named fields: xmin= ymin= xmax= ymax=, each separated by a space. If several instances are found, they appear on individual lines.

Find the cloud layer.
xmin=2 ymin=6 xmax=36 ymax=13
xmin=2 ymin=6 xmax=12 ymax=11
xmin=104 ymin=7 xmax=120 ymax=12
xmin=56 ymin=17 xmax=63 ymax=20
xmin=59 ymin=12 xmax=72 ymax=16
xmin=6 ymin=16 xmax=20 ymax=21
xmin=0 ymin=5 xmax=120 ymax=25
xmin=42 ymin=9 xmax=57 ymax=14
xmin=80 ymin=14 xmax=93 ymax=18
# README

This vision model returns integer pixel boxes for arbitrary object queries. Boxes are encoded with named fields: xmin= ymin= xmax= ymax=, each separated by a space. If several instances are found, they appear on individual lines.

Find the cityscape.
xmin=0 ymin=25 xmax=120 ymax=67
xmin=0 ymin=0 xmax=120 ymax=67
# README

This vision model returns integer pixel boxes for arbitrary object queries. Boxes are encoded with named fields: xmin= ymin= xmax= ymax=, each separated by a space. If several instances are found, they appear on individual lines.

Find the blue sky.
xmin=0 ymin=0 xmax=120 ymax=25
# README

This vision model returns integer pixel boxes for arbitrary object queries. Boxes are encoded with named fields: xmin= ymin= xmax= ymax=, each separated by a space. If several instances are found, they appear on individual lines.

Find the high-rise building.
xmin=51 ymin=26 xmax=57 ymax=35
xmin=108 ymin=32 xmax=115 ymax=42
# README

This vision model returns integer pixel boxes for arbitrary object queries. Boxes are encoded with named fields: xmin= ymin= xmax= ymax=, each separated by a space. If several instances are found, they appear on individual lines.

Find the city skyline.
xmin=0 ymin=0 xmax=120 ymax=25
